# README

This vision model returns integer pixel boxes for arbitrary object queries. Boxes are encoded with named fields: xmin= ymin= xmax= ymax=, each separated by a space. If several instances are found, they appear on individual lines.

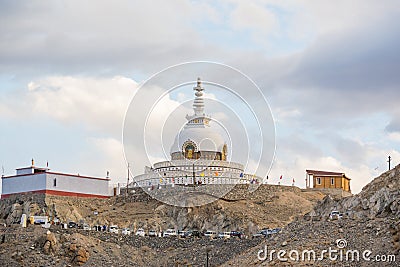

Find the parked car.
xmin=109 ymin=225 xmax=119 ymax=234
xmin=30 ymin=216 xmax=49 ymax=225
xmin=68 ymin=221 xmax=77 ymax=228
xmin=329 ymin=211 xmax=343 ymax=220
xmin=82 ymin=223 xmax=91 ymax=231
xmin=260 ymin=229 xmax=272 ymax=236
xmin=135 ymin=228 xmax=145 ymax=237
xmin=204 ymin=230 xmax=217 ymax=239
xmin=260 ymin=228 xmax=281 ymax=236
xmin=177 ymin=230 xmax=187 ymax=238
xmin=252 ymin=231 xmax=266 ymax=238
xmin=148 ymin=229 xmax=157 ymax=237
xmin=53 ymin=218 xmax=60 ymax=225
xmin=271 ymin=228 xmax=281 ymax=234
xmin=230 ymin=231 xmax=244 ymax=239
xmin=92 ymin=225 xmax=100 ymax=231
xmin=184 ymin=229 xmax=201 ymax=238
xmin=41 ymin=221 xmax=51 ymax=229
xmin=163 ymin=229 xmax=177 ymax=237
xmin=122 ymin=228 xmax=131 ymax=235
xmin=218 ymin=232 xmax=231 ymax=239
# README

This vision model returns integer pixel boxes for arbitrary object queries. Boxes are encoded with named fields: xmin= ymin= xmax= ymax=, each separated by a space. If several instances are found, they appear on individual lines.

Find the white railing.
xmin=133 ymin=172 xmax=260 ymax=186
xmin=152 ymin=160 xmax=244 ymax=171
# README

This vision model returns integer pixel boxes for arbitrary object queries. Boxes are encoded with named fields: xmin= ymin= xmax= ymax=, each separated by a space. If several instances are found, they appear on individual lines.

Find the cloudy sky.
xmin=1 ymin=0 xmax=400 ymax=194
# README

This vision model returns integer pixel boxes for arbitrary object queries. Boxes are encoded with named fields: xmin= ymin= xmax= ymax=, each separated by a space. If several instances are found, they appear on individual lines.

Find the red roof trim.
xmin=1 ymin=189 xmax=109 ymax=199
xmin=2 ymin=172 xmax=110 ymax=181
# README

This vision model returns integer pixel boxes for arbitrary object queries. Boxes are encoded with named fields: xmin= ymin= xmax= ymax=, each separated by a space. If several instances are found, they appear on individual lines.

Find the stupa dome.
xmin=170 ymin=125 xmax=225 ymax=154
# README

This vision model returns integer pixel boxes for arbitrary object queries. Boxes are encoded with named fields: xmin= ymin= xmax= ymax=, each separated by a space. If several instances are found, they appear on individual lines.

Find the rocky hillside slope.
xmin=0 ymin=225 xmax=265 ymax=267
xmin=223 ymin=165 xmax=400 ymax=266
xmin=310 ymin=164 xmax=400 ymax=220
xmin=0 ymin=184 xmax=326 ymax=266
xmin=223 ymin=216 xmax=398 ymax=266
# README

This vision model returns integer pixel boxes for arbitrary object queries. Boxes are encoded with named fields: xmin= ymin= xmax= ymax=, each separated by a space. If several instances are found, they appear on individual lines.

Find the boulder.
xmin=75 ymin=247 xmax=90 ymax=266
xmin=68 ymin=238 xmax=90 ymax=266
xmin=391 ymin=222 xmax=400 ymax=254
xmin=5 ymin=203 xmax=23 ymax=225
xmin=43 ymin=230 xmax=58 ymax=254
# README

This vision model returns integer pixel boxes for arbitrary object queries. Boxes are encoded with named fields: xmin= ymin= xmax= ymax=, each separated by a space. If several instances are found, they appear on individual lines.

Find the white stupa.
xmin=170 ymin=78 xmax=226 ymax=161
xmin=133 ymin=78 xmax=257 ymax=186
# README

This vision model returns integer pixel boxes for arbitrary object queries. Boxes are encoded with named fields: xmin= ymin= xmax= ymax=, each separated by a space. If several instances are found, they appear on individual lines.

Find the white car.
xmin=163 ymin=229 xmax=177 ymax=237
xmin=148 ymin=229 xmax=157 ymax=237
xmin=178 ymin=230 xmax=187 ymax=238
xmin=83 ymin=224 xmax=91 ymax=231
xmin=329 ymin=211 xmax=343 ymax=220
xmin=109 ymin=225 xmax=119 ymax=234
xmin=218 ymin=232 xmax=231 ymax=239
xmin=122 ymin=228 xmax=131 ymax=235
xmin=135 ymin=228 xmax=145 ymax=237
xmin=204 ymin=230 xmax=217 ymax=238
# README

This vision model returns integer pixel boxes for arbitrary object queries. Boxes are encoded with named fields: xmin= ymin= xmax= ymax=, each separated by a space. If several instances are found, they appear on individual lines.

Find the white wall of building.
xmin=1 ymin=172 xmax=109 ymax=197
xmin=45 ymin=173 xmax=109 ymax=196
xmin=2 ymin=173 xmax=47 ymax=195
xmin=16 ymin=168 xmax=35 ymax=175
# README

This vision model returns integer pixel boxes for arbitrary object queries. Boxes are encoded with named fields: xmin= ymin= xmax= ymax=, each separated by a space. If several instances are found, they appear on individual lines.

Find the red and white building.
xmin=1 ymin=161 xmax=110 ymax=199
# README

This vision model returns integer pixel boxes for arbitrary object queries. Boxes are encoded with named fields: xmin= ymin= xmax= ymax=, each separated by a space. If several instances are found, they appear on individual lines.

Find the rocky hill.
xmin=311 ymin=165 xmax=400 ymax=220
xmin=0 ymin=184 xmax=325 ymax=234
xmin=0 ymin=225 xmax=266 ymax=266
xmin=0 ymin=184 xmax=326 ymax=266
xmin=222 ymin=165 xmax=400 ymax=266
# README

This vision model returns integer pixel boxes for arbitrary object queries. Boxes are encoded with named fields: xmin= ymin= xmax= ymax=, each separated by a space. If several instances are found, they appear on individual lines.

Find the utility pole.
xmin=192 ymin=163 xmax=196 ymax=186
xmin=126 ymin=163 xmax=131 ymax=196
xmin=206 ymin=246 xmax=212 ymax=267
xmin=388 ymin=156 xmax=392 ymax=171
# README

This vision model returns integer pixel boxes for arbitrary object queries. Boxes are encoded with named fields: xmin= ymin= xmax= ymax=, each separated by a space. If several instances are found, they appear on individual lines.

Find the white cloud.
xmin=388 ymin=132 xmax=400 ymax=143
xmin=298 ymin=1 xmax=400 ymax=36
xmin=0 ymin=1 xmax=227 ymax=75
xmin=230 ymin=2 xmax=278 ymax=36
xmin=85 ymin=137 xmax=127 ymax=183
xmin=274 ymin=107 xmax=301 ymax=122
xmin=1 ymin=75 xmax=138 ymax=136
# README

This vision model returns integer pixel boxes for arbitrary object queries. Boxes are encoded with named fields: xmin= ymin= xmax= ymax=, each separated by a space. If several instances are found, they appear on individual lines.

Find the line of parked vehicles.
xmin=65 ymin=222 xmax=255 ymax=239
xmin=131 ymin=228 xmax=246 ymax=239
xmin=65 ymin=221 xmax=281 ymax=239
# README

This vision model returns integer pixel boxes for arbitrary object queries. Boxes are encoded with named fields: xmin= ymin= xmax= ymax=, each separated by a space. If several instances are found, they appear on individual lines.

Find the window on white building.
xmin=53 ymin=178 xmax=57 ymax=187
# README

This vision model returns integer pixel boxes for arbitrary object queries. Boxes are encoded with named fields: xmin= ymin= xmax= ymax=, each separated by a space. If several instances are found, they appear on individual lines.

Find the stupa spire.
xmin=193 ymin=77 xmax=205 ymax=115
xmin=185 ymin=77 xmax=210 ymax=127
